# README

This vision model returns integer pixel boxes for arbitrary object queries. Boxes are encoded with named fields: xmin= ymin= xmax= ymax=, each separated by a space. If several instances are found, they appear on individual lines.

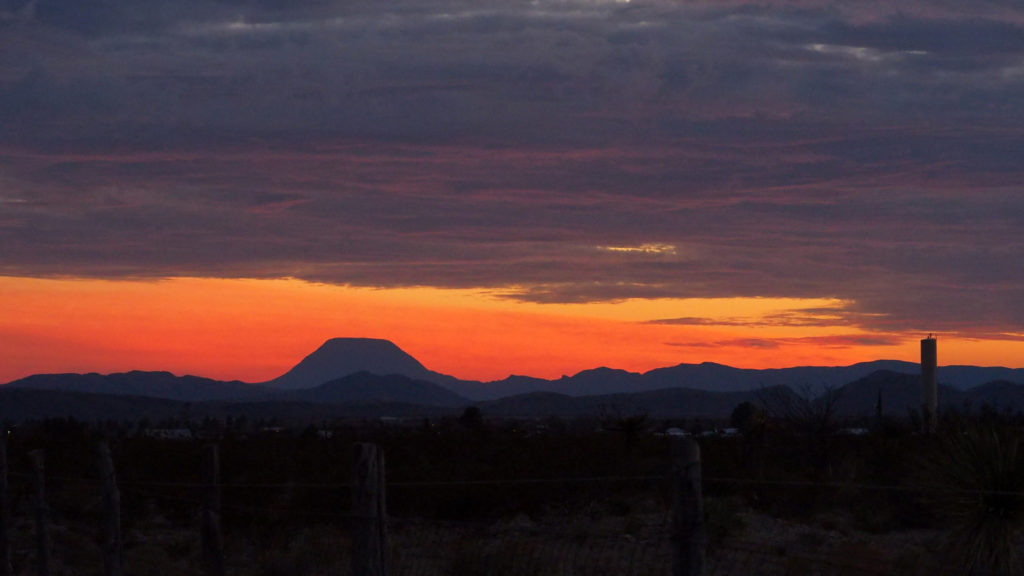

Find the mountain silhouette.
xmin=935 ymin=366 xmax=1024 ymax=389
xmin=278 ymin=371 xmax=468 ymax=406
xmin=266 ymin=338 xmax=457 ymax=390
xmin=833 ymin=370 xmax=965 ymax=418
xmin=637 ymin=361 xmax=922 ymax=394
xmin=961 ymin=380 xmax=1024 ymax=413
xmin=5 ymin=362 xmax=1024 ymax=423
xmin=450 ymin=360 xmax=925 ymax=400
xmin=464 ymin=360 xmax=1024 ymax=400
xmin=6 ymin=337 xmax=1024 ymax=408
xmin=5 ymin=371 xmax=266 ymax=401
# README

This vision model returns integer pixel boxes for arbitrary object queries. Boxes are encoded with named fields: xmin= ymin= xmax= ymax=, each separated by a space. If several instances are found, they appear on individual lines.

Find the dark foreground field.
xmin=2 ymin=411 xmax=1022 ymax=575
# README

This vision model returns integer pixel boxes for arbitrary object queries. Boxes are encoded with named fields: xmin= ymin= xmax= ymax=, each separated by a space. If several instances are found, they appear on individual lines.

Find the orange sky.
xmin=1 ymin=276 xmax=1020 ymax=384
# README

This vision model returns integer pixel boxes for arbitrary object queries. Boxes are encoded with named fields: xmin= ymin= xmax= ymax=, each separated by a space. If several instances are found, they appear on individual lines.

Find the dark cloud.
xmin=2 ymin=0 xmax=1024 ymax=339
xmin=815 ymin=17 xmax=1024 ymax=59
xmin=5 ymin=1 xmax=1024 ymax=146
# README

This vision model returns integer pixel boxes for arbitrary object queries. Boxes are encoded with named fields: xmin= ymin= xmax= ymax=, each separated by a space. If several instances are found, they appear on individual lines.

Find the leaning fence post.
xmin=1 ymin=435 xmax=12 ymax=576
xmin=201 ymin=444 xmax=225 ymax=576
xmin=352 ymin=443 xmax=387 ymax=576
xmin=96 ymin=442 xmax=122 ymax=576
xmin=28 ymin=450 xmax=49 ymax=576
xmin=672 ymin=437 xmax=705 ymax=576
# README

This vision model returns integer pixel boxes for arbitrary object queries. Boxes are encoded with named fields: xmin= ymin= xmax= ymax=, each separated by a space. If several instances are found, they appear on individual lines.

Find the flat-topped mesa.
xmin=267 ymin=338 xmax=436 ymax=390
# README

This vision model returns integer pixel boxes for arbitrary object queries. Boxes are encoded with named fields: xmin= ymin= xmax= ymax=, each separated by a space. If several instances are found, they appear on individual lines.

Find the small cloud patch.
xmin=598 ymin=243 xmax=677 ymax=255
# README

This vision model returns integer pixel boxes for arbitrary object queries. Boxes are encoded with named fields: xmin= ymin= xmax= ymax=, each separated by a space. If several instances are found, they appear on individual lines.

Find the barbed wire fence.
xmin=0 ymin=435 xmax=1007 ymax=576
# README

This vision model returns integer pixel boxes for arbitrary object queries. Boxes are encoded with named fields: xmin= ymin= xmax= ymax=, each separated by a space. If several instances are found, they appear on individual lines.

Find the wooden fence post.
xmin=201 ymin=444 xmax=224 ymax=576
xmin=672 ymin=437 xmax=705 ymax=576
xmin=0 ymin=435 xmax=11 ymax=576
xmin=96 ymin=442 xmax=122 ymax=576
xmin=28 ymin=450 xmax=49 ymax=576
xmin=351 ymin=443 xmax=387 ymax=576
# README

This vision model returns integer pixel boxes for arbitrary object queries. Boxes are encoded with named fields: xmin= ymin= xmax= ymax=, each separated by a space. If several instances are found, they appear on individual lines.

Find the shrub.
xmin=918 ymin=425 xmax=1024 ymax=576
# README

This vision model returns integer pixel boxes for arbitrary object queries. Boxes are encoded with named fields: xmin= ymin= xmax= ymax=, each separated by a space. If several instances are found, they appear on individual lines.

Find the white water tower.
xmin=921 ymin=335 xmax=937 ymax=433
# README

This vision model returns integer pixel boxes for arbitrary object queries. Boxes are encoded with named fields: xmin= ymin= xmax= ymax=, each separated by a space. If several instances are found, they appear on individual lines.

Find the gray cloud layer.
xmin=2 ymin=0 xmax=1024 ymax=338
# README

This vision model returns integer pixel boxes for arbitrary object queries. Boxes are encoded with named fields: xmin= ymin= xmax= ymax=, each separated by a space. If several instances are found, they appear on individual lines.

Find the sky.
xmin=2 ymin=0 xmax=1024 ymax=383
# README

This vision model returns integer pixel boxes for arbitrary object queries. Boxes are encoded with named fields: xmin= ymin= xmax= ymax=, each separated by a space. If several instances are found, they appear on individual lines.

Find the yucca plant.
xmin=918 ymin=424 xmax=1024 ymax=576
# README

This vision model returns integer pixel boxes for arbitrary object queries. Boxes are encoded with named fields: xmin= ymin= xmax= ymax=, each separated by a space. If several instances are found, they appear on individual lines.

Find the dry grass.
xmin=0 ymin=483 xmax=987 ymax=576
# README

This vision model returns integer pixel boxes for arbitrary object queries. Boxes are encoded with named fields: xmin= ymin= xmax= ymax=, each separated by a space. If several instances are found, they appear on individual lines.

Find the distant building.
xmin=146 ymin=428 xmax=193 ymax=440
xmin=697 ymin=428 xmax=739 ymax=438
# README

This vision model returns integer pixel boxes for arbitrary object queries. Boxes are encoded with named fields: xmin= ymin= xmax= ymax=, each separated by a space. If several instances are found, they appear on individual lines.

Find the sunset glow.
xmin=3 ymin=275 xmax=1019 ymax=385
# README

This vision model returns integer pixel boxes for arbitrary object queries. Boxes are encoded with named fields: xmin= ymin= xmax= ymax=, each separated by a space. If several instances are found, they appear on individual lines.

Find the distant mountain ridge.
xmin=5 ymin=338 xmax=1024 ymax=407
xmin=252 ymin=341 xmax=952 ymax=401
xmin=5 ymin=371 xmax=266 ymax=402
xmin=251 ymin=339 xmax=949 ymax=400
xmin=832 ymin=370 xmax=964 ymax=418
xmin=4 ymin=366 xmax=1024 ymax=425
xmin=277 ymin=371 xmax=467 ymax=407
xmin=461 ymin=360 xmax=1024 ymax=401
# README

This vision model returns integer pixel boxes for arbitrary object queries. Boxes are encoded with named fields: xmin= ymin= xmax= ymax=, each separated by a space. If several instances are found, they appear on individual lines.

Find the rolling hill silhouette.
xmin=479 ymin=385 xmax=796 ymax=420
xmin=5 ymin=371 xmax=265 ymax=401
xmin=832 ymin=370 xmax=964 ymax=418
xmin=278 ymin=371 xmax=467 ymax=406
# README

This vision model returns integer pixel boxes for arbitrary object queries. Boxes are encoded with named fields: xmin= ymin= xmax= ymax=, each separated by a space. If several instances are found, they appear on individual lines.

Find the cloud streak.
xmin=670 ymin=334 xmax=908 ymax=350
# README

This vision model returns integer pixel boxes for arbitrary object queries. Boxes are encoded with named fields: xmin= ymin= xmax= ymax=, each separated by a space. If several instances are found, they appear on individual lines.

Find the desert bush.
xmin=917 ymin=424 xmax=1024 ymax=576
